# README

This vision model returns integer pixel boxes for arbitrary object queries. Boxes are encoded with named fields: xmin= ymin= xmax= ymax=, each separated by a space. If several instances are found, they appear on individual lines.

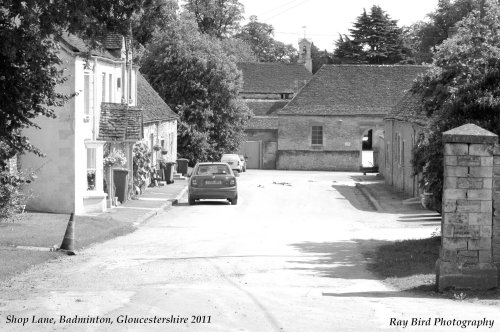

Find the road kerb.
xmin=355 ymin=183 xmax=382 ymax=211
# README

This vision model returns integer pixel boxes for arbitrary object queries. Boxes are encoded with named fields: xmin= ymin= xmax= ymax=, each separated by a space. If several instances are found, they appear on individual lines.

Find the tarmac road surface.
xmin=0 ymin=170 xmax=498 ymax=332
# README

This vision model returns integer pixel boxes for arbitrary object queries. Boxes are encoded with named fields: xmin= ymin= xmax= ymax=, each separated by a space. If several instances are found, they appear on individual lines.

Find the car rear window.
xmin=196 ymin=165 xmax=231 ymax=175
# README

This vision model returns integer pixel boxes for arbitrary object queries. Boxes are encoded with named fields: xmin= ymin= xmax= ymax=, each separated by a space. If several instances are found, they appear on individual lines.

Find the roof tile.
xmin=237 ymin=62 xmax=311 ymax=94
xmin=245 ymin=101 xmax=289 ymax=116
xmin=385 ymin=91 xmax=428 ymax=126
xmin=280 ymin=65 xmax=428 ymax=115
xmin=98 ymin=103 xmax=143 ymax=141
xmin=137 ymin=73 xmax=178 ymax=123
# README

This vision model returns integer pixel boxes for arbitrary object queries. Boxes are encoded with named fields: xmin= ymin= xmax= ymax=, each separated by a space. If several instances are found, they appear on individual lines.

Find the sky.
xmin=238 ymin=0 xmax=439 ymax=52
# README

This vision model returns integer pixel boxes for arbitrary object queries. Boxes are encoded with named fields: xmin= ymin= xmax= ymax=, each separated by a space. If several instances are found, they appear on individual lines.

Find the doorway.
xmin=361 ymin=129 xmax=373 ymax=168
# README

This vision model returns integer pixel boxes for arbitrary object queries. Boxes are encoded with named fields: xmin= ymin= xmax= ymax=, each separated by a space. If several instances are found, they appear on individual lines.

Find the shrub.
xmin=0 ymin=170 xmax=35 ymax=220
xmin=133 ymin=142 xmax=153 ymax=194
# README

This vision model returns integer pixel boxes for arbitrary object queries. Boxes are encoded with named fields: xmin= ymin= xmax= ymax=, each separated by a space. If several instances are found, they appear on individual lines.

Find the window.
xmin=108 ymin=73 xmax=113 ymax=102
xmin=311 ymin=126 xmax=323 ymax=145
xmin=87 ymin=148 xmax=96 ymax=191
xmin=396 ymin=134 xmax=400 ymax=165
xmin=101 ymin=72 xmax=106 ymax=103
xmin=401 ymin=139 xmax=405 ymax=166
xmin=83 ymin=73 xmax=93 ymax=115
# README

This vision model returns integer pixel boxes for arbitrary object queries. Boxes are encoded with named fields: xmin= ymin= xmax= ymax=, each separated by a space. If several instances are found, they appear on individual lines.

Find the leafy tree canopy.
xmin=235 ymin=15 xmax=297 ymax=63
xmin=334 ymin=5 xmax=408 ymax=64
xmin=132 ymin=0 xmax=178 ymax=47
xmin=140 ymin=15 xmax=250 ymax=164
xmin=412 ymin=0 xmax=500 ymax=209
xmin=0 ymin=0 xmax=144 ymax=167
xmin=183 ymin=0 xmax=244 ymax=38
xmin=403 ymin=0 xmax=479 ymax=64
xmin=310 ymin=43 xmax=334 ymax=74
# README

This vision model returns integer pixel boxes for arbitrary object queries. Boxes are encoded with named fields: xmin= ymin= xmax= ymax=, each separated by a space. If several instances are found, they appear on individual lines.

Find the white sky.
xmin=238 ymin=0 xmax=439 ymax=52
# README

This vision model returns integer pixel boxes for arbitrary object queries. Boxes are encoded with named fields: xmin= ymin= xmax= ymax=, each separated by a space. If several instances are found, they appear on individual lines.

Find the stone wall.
xmin=492 ymin=145 xmax=500 ymax=275
xmin=381 ymin=119 xmax=425 ymax=198
xmin=277 ymin=115 xmax=383 ymax=171
xmin=437 ymin=124 xmax=498 ymax=291
xmin=277 ymin=150 xmax=359 ymax=171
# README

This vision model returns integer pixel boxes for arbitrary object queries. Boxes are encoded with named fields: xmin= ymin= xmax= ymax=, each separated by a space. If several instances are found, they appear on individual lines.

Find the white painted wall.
xmin=22 ymin=44 xmax=136 ymax=214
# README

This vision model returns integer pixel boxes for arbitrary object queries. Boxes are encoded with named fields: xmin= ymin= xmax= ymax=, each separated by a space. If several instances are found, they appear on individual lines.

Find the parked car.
xmin=188 ymin=162 xmax=238 ymax=205
xmin=238 ymin=155 xmax=247 ymax=172
xmin=220 ymin=154 xmax=242 ymax=173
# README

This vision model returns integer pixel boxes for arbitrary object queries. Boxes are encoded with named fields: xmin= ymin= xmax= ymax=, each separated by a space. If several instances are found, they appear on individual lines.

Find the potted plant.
xmin=153 ymin=144 xmax=162 ymax=152
xmin=161 ymin=149 xmax=168 ymax=155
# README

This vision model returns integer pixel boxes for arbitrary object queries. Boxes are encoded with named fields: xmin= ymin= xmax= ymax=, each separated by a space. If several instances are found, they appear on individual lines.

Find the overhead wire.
xmin=262 ymin=0 xmax=313 ymax=22
xmin=254 ymin=0 xmax=305 ymax=18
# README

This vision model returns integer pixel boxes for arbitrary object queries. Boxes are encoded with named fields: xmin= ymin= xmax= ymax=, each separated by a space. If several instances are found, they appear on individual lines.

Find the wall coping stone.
xmin=443 ymin=124 xmax=498 ymax=144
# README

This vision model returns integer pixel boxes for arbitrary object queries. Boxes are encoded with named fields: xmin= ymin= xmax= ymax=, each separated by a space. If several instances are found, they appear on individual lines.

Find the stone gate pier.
xmin=437 ymin=124 xmax=499 ymax=291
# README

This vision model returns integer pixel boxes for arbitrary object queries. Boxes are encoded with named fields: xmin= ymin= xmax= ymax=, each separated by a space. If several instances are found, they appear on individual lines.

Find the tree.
xmin=220 ymin=38 xmax=257 ymax=62
xmin=140 ymin=16 xmax=250 ymax=164
xmin=333 ymin=34 xmax=363 ymax=63
xmin=183 ymin=0 xmax=244 ymax=38
xmin=235 ymin=15 xmax=297 ymax=63
xmin=132 ymin=0 xmax=178 ymax=47
xmin=0 ymin=0 xmax=144 ymax=168
xmin=403 ymin=0 xmax=479 ymax=64
xmin=334 ymin=6 xmax=407 ymax=64
xmin=310 ymin=43 xmax=334 ymax=74
xmin=412 ymin=0 xmax=500 ymax=209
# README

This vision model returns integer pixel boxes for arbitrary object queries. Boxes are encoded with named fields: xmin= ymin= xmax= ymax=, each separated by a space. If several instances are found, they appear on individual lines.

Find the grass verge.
xmin=363 ymin=236 xmax=500 ymax=302
xmin=0 ymin=212 xmax=136 ymax=282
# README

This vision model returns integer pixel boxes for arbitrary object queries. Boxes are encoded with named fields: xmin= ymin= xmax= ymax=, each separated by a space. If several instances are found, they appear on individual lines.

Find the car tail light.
xmin=191 ymin=178 xmax=198 ymax=187
xmin=229 ymin=178 xmax=236 ymax=186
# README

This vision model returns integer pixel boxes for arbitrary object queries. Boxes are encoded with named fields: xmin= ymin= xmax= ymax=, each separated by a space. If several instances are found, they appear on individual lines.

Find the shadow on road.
xmin=175 ymin=201 xmax=230 ymax=207
xmin=289 ymin=238 xmax=442 ymax=297
xmin=287 ymin=240 xmax=382 ymax=280
xmin=331 ymin=185 xmax=377 ymax=212
xmin=322 ymin=290 xmax=433 ymax=299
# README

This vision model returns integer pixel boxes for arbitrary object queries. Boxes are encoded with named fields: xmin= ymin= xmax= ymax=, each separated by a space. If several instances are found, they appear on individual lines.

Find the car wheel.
xmin=188 ymin=196 xmax=196 ymax=205
xmin=230 ymin=197 xmax=238 ymax=205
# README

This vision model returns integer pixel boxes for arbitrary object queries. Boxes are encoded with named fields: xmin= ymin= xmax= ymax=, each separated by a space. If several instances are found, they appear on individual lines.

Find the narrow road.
xmin=0 ymin=171 xmax=497 ymax=331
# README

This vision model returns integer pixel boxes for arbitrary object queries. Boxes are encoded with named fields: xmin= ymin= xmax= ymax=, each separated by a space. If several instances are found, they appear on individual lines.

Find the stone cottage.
xmin=137 ymin=73 xmax=178 ymax=168
xmin=277 ymin=65 xmax=427 ymax=171
xmin=380 ymin=91 xmax=428 ymax=198
xmin=237 ymin=57 xmax=312 ymax=169
xmin=21 ymin=33 xmax=141 ymax=214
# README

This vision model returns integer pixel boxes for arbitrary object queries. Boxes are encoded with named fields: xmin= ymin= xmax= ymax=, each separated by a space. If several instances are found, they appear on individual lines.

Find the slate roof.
xmin=385 ymin=91 xmax=428 ymax=126
xmin=245 ymin=101 xmax=289 ymax=116
xmin=137 ymin=73 xmax=178 ymax=123
xmin=60 ymin=33 xmax=119 ymax=60
xmin=280 ymin=65 xmax=428 ymax=115
xmin=98 ymin=103 xmax=143 ymax=141
xmin=237 ymin=62 xmax=312 ymax=94
xmin=246 ymin=116 xmax=279 ymax=130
